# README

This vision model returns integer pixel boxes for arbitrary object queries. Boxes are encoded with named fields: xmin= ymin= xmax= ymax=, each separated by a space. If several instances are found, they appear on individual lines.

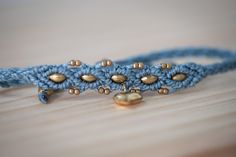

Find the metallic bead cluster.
xmin=161 ymin=63 xmax=172 ymax=69
xmin=69 ymin=60 xmax=81 ymax=67
xmin=158 ymin=88 xmax=169 ymax=95
xmin=47 ymin=60 xmax=188 ymax=97
xmin=101 ymin=59 xmax=113 ymax=67
xmin=98 ymin=87 xmax=111 ymax=95
xmin=68 ymin=87 xmax=80 ymax=95
xmin=133 ymin=62 xmax=144 ymax=69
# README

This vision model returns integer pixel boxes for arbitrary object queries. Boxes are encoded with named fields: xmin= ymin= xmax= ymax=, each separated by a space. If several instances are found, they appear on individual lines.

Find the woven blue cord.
xmin=1 ymin=47 xmax=236 ymax=103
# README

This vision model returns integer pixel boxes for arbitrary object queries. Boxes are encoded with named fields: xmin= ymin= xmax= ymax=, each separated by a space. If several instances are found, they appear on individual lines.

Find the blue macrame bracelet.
xmin=0 ymin=47 xmax=236 ymax=105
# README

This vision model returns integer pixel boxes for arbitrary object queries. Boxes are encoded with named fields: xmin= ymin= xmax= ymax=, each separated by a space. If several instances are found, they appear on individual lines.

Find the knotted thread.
xmin=0 ymin=47 xmax=236 ymax=103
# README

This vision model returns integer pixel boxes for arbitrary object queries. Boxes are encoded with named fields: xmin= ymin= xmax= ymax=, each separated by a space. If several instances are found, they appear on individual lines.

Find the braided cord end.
xmin=38 ymin=91 xmax=49 ymax=104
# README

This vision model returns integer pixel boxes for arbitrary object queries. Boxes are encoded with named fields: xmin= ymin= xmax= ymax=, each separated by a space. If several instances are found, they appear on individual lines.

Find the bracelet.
xmin=1 ymin=47 xmax=236 ymax=106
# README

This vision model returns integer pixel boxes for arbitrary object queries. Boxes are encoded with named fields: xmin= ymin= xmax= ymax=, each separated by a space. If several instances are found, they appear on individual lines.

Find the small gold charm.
xmin=101 ymin=59 xmax=113 ymax=67
xmin=49 ymin=73 xmax=66 ymax=83
xmin=68 ymin=87 xmax=80 ymax=95
xmin=113 ymin=92 xmax=143 ymax=106
xmin=158 ymin=88 xmax=169 ymax=95
xmin=133 ymin=62 xmax=144 ymax=69
xmin=113 ymin=84 xmax=143 ymax=106
xmin=161 ymin=63 xmax=172 ymax=69
xmin=141 ymin=75 xmax=158 ymax=84
xmin=172 ymin=73 xmax=187 ymax=81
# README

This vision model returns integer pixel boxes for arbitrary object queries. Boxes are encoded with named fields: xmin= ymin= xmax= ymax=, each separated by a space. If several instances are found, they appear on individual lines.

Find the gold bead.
xmin=163 ymin=88 xmax=169 ymax=94
xmin=81 ymin=74 xmax=97 ymax=83
xmin=38 ymin=88 xmax=54 ymax=96
xmin=49 ymin=73 xmax=66 ymax=83
xmin=141 ymin=75 xmax=158 ymax=84
xmin=101 ymin=60 xmax=107 ymax=66
xmin=133 ymin=63 xmax=139 ymax=69
xmin=138 ymin=62 xmax=144 ymax=69
xmin=166 ymin=63 xmax=172 ymax=69
xmin=98 ymin=87 xmax=105 ymax=94
xmin=158 ymin=88 xmax=169 ymax=95
xmin=104 ymin=88 xmax=111 ymax=95
xmin=111 ymin=74 xmax=127 ymax=84
xmin=161 ymin=63 xmax=172 ymax=69
xmin=69 ymin=60 xmax=76 ymax=66
xmin=68 ymin=88 xmax=75 ymax=94
xmin=47 ymin=89 xmax=54 ymax=96
xmin=158 ymin=88 xmax=163 ymax=93
xmin=101 ymin=59 xmax=113 ymax=67
xmin=106 ymin=60 xmax=113 ymax=66
xmin=172 ymin=73 xmax=187 ymax=81
xmin=113 ymin=92 xmax=143 ymax=106
xmin=74 ymin=89 xmax=80 ymax=95
xmin=133 ymin=62 xmax=144 ymax=69
xmin=75 ymin=60 xmax=81 ymax=66
xmin=161 ymin=63 xmax=167 ymax=69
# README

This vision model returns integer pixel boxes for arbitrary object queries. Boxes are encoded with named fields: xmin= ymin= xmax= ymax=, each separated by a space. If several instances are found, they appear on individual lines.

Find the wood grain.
xmin=0 ymin=1 xmax=236 ymax=157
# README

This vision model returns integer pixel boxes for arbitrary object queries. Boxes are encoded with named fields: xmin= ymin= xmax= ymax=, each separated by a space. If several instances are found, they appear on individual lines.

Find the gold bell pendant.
xmin=113 ymin=84 xmax=143 ymax=106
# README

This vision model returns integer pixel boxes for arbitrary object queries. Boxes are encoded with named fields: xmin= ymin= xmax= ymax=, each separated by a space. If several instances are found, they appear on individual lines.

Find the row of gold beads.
xmin=48 ymin=60 xmax=187 ymax=95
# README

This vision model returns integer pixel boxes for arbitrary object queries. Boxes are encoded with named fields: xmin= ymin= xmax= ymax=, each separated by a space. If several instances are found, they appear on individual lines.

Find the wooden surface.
xmin=0 ymin=1 xmax=236 ymax=157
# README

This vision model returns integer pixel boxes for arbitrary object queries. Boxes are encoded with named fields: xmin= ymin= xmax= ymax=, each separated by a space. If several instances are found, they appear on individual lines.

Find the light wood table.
xmin=0 ymin=1 xmax=236 ymax=157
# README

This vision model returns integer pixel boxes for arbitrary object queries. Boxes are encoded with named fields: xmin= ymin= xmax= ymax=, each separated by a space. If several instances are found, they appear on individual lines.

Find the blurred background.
xmin=0 ymin=0 xmax=236 ymax=67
